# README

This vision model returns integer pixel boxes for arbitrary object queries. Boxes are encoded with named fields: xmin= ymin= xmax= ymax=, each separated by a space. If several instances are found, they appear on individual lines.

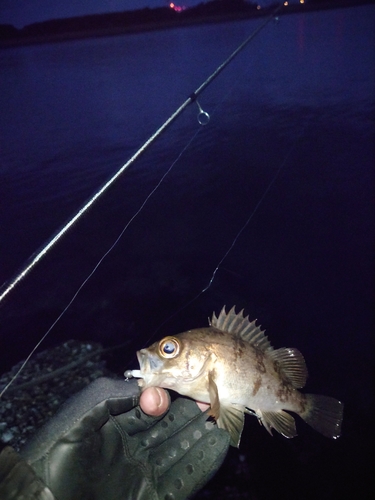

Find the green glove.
xmin=18 ymin=377 xmax=229 ymax=500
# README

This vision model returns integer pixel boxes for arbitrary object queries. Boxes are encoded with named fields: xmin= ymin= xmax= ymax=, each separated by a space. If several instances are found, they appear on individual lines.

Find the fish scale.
xmin=128 ymin=306 xmax=343 ymax=447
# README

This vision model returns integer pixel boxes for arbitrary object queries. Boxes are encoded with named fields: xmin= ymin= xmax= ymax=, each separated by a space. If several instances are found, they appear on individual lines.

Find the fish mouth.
xmin=137 ymin=349 xmax=163 ymax=375
xmin=135 ymin=348 xmax=176 ymax=392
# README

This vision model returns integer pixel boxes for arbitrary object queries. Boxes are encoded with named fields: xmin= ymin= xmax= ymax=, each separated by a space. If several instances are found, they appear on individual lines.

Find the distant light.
xmin=300 ymin=0 xmax=305 ymax=3
xmin=257 ymin=5 xmax=261 ymax=9
xmin=284 ymin=1 xmax=288 ymax=5
xmin=169 ymin=2 xmax=186 ymax=12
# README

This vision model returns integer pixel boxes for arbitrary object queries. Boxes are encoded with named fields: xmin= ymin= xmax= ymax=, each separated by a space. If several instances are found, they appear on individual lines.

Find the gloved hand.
xmin=11 ymin=377 xmax=229 ymax=500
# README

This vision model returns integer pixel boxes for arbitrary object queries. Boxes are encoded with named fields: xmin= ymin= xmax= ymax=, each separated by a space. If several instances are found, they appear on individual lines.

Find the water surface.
xmin=0 ymin=6 xmax=374 ymax=498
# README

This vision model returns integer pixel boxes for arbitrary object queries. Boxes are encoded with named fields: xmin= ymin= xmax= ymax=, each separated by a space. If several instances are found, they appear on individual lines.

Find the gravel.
xmin=0 ymin=340 xmax=118 ymax=451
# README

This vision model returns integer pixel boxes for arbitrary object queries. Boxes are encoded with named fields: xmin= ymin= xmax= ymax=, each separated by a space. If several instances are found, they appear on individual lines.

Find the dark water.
xmin=0 ymin=5 xmax=374 ymax=498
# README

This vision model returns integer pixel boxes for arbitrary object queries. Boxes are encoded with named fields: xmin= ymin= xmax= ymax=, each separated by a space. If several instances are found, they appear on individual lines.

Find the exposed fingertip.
xmin=140 ymin=387 xmax=170 ymax=416
xmin=196 ymin=401 xmax=210 ymax=412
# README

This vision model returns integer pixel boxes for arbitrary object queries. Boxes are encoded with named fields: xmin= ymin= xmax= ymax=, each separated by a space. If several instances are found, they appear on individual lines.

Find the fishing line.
xmin=144 ymin=130 xmax=302 ymax=344
xmin=0 ymin=5 xmax=283 ymax=397
xmin=133 ymin=8 xmax=288 ymax=345
xmin=201 ymin=137 xmax=299 ymax=293
xmin=0 ymin=129 xmax=201 ymax=399
xmin=0 ymin=4 xmax=282 ymax=306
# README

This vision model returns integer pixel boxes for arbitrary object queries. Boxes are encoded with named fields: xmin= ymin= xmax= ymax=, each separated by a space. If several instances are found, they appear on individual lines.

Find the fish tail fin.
xmin=300 ymin=394 xmax=343 ymax=439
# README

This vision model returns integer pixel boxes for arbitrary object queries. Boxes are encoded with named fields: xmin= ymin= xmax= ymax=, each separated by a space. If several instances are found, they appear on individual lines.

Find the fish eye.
xmin=159 ymin=337 xmax=180 ymax=358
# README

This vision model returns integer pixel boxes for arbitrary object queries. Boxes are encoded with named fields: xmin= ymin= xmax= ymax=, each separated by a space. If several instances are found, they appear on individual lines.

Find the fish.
xmin=127 ymin=306 xmax=343 ymax=447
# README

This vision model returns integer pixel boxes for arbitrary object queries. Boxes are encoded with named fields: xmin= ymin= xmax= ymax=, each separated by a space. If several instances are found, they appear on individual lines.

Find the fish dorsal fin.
xmin=268 ymin=348 xmax=308 ymax=388
xmin=210 ymin=306 xmax=272 ymax=352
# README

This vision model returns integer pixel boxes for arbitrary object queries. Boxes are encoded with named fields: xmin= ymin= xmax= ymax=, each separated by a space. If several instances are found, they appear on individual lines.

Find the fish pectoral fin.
xmin=268 ymin=348 xmax=308 ymax=389
xmin=217 ymin=404 xmax=245 ymax=448
xmin=207 ymin=370 xmax=245 ymax=447
xmin=207 ymin=370 xmax=220 ymax=420
xmin=257 ymin=409 xmax=297 ymax=438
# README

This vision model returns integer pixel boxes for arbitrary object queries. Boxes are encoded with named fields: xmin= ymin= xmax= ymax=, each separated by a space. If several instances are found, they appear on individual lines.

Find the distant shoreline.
xmin=0 ymin=0 xmax=372 ymax=49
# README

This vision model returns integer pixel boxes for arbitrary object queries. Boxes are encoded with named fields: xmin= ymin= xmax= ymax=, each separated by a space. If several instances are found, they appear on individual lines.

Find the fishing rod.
xmin=0 ymin=4 xmax=282 ymax=305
